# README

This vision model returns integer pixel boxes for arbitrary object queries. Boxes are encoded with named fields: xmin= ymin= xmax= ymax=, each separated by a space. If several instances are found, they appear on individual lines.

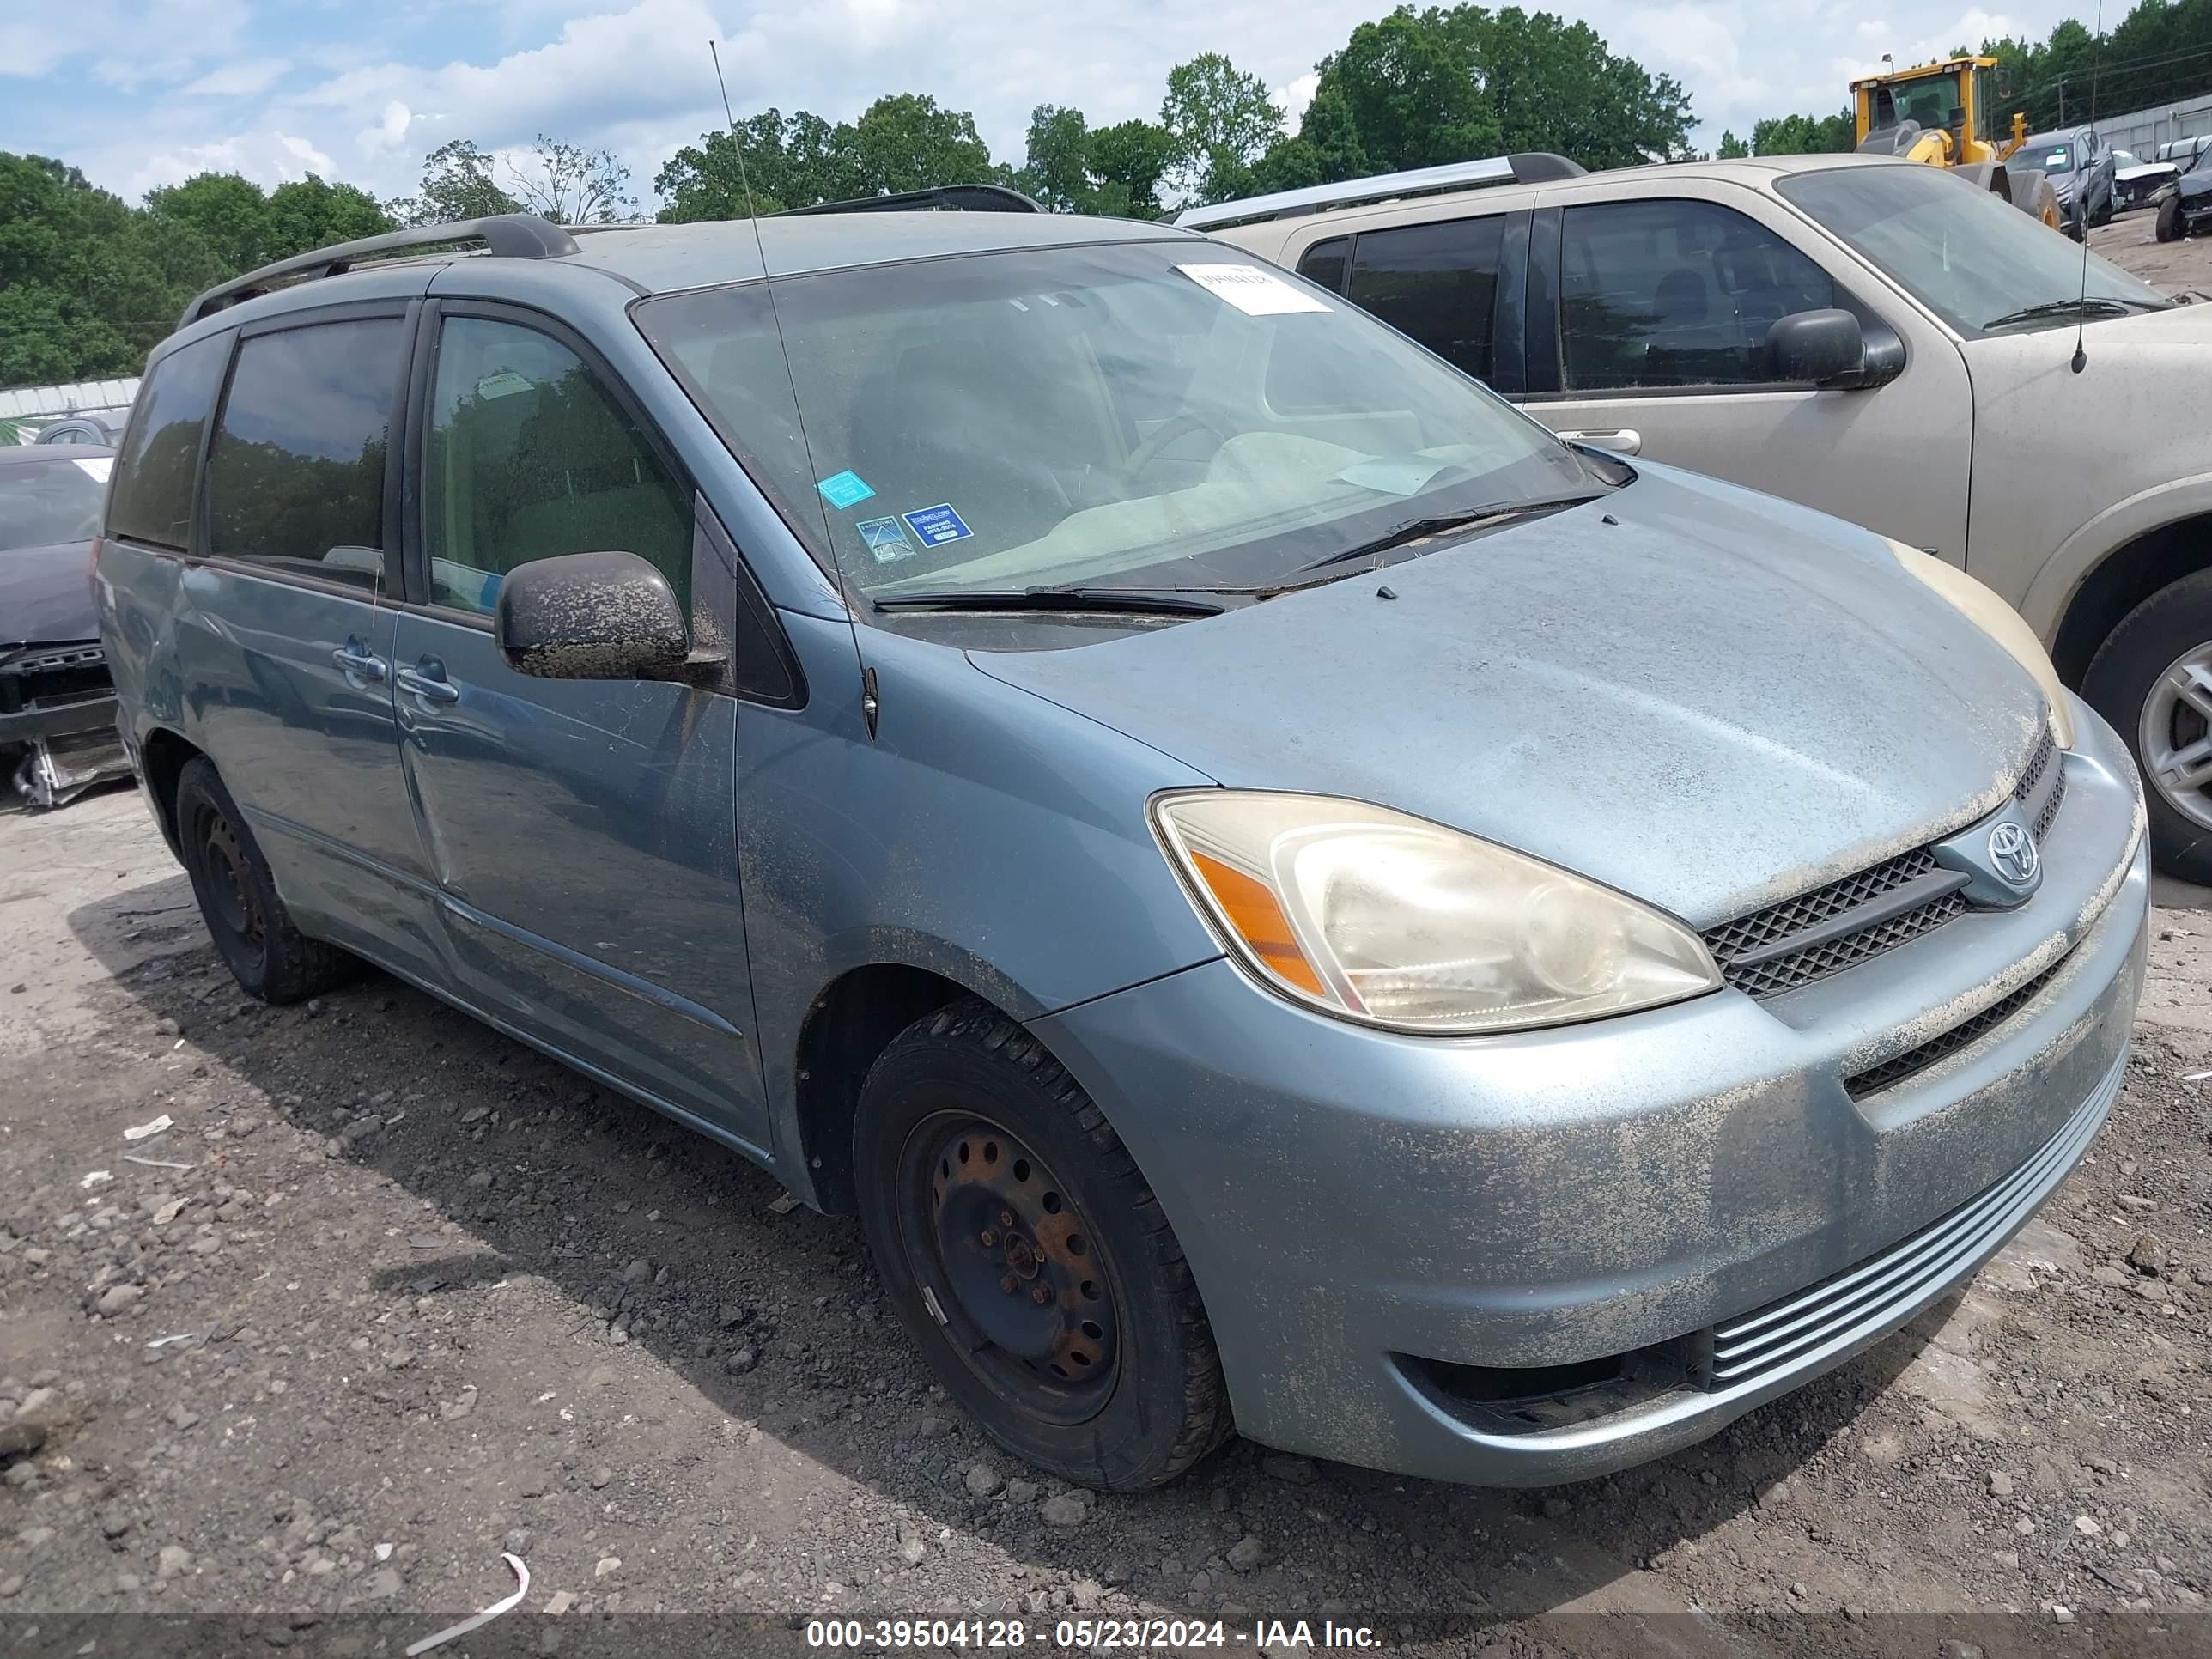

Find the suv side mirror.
xmin=1765 ymin=308 xmax=1866 ymax=385
xmin=494 ymin=550 xmax=691 ymax=681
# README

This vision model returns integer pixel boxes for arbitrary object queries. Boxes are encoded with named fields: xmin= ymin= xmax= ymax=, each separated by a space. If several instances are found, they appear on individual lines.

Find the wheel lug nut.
xmin=1001 ymin=1273 xmax=1019 ymax=1294
xmin=1030 ymin=1285 xmax=1051 ymax=1305
xmin=1000 ymin=1210 xmax=1015 ymax=1229
xmin=980 ymin=1228 xmax=998 ymax=1247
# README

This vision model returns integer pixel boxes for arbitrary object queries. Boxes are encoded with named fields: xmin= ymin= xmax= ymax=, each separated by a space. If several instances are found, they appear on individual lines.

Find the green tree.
xmin=1087 ymin=118 xmax=1178 ymax=217
xmin=1748 ymin=108 xmax=1854 ymax=154
xmin=1717 ymin=129 xmax=1750 ymax=158
xmin=265 ymin=175 xmax=392 ymax=256
xmin=507 ymin=136 xmax=635 ymax=222
xmin=143 ymin=171 xmax=270 ymax=273
xmin=1160 ymin=52 xmax=1285 ymax=204
xmin=1309 ymin=9 xmax=1504 ymax=175
xmin=388 ymin=139 xmax=521 ymax=228
xmin=1444 ymin=6 xmax=1695 ymax=166
xmin=840 ymin=93 xmax=1001 ymax=196
xmin=653 ymin=110 xmax=843 ymax=219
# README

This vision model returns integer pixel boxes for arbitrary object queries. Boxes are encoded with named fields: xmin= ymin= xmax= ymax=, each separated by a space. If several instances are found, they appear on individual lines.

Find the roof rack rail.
xmin=780 ymin=183 xmax=1044 ymax=216
xmin=178 ymin=214 xmax=582 ymax=329
xmin=1173 ymin=153 xmax=1586 ymax=232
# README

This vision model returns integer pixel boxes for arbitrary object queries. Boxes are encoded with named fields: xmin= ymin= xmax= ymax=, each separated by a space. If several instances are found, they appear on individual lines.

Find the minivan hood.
xmin=974 ymin=467 xmax=2045 ymax=927
xmin=1 ymin=539 xmax=98 ymax=650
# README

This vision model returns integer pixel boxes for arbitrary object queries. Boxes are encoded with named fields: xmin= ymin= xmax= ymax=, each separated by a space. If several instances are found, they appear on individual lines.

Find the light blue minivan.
xmin=97 ymin=206 xmax=2148 ymax=1492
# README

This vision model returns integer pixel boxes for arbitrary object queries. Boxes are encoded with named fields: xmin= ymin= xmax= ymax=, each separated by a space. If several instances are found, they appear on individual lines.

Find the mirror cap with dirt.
xmin=494 ymin=550 xmax=690 ymax=681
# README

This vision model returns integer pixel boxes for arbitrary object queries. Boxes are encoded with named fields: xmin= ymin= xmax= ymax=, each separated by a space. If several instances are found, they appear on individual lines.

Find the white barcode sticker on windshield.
xmin=1175 ymin=264 xmax=1330 ymax=316
xmin=74 ymin=458 xmax=113 ymax=483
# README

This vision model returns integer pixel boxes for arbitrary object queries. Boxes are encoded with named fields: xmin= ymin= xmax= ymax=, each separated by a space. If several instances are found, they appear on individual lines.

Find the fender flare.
xmin=2020 ymin=469 xmax=2212 ymax=640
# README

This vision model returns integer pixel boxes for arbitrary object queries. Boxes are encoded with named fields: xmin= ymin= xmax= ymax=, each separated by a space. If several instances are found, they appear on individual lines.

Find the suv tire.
xmin=174 ymin=757 xmax=356 ymax=1002
xmin=2083 ymin=569 xmax=2212 ymax=884
xmin=854 ymin=999 xmax=1229 ymax=1490
xmin=2156 ymin=193 xmax=2184 ymax=241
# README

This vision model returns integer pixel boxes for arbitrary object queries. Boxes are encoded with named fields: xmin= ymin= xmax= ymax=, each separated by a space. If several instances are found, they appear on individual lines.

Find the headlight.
xmin=1151 ymin=792 xmax=1722 ymax=1034
xmin=1886 ymin=538 xmax=2074 ymax=750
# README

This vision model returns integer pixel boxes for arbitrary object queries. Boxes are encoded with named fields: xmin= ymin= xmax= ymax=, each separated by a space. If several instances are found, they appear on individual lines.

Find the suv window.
xmin=1345 ymin=216 xmax=1507 ymax=380
xmin=1294 ymin=238 xmax=1350 ymax=295
xmin=1559 ymin=198 xmax=1836 ymax=391
xmin=204 ymin=318 xmax=402 ymax=592
xmin=107 ymin=332 xmax=229 ymax=550
xmin=424 ymin=316 xmax=690 ymax=616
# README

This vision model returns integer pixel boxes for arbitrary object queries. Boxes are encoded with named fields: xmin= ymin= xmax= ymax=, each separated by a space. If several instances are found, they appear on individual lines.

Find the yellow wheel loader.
xmin=1850 ymin=57 xmax=2065 ymax=231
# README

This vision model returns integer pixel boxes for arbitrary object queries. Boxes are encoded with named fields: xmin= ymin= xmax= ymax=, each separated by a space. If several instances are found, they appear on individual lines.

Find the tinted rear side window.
xmin=1295 ymin=237 xmax=1350 ymax=295
xmin=1346 ymin=216 xmax=1506 ymax=380
xmin=106 ymin=332 xmax=229 ymax=550
xmin=205 ymin=318 xmax=403 ymax=592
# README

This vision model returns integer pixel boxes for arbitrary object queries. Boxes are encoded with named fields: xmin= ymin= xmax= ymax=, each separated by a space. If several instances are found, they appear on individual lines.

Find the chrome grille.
xmin=1844 ymin=957 xmax=2065 ymax=1097
xmin=1702 ymin=849 xmax=1964 ymax=999
xmin=1710 ymin=1064 xmax=2112 ymax=1389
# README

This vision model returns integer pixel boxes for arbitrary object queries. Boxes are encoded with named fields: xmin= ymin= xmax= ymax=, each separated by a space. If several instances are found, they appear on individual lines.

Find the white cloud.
xmin=1274 ymin=70 xmax=1319 ymax=126
xmin=182 ymin=57 xmax=292 ymax=98
xmin=13 ymin=0 xmax=2130 ymax=211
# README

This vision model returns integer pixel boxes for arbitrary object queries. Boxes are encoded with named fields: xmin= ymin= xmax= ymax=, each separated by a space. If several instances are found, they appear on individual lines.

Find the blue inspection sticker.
xmin=901 ymin=504 xmax=974 ymax=548
xmin=856 ymin=516 xmax=917 ymax=564
xmin=816 ymin=469 xmax=877 ymax=510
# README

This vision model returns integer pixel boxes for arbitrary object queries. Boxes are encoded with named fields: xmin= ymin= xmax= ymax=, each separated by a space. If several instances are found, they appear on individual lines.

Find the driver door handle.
xmin=397 ymin=660 xmax=460 ymax=706
xmin=331 ymin=641 xmax=387 ymax=682
xmin=1554 ymin=428 xmax=1643 ymax=456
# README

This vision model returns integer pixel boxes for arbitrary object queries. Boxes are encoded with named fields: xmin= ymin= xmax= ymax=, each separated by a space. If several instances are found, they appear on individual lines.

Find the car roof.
xmin=562 ymin=211 xmax=1197 ymax=294
xmin=0 ymin=442 xmax=115 ymax=465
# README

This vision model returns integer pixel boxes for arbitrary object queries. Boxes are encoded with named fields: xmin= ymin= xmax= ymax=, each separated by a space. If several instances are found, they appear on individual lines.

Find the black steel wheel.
xmin=900 ymin=1115 xmax=1121 ymax=1423
xmin=854 ymin=1000 xmax=1229 ymax=1490
xmin=174 ymin=757 xmax=355 ymax=1002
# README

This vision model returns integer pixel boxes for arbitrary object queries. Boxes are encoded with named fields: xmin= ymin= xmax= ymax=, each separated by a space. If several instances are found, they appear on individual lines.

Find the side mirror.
xmin=494 ymin=550 xmax=690 ymax=681
xmin=1765 ymin=308 xmax=1865 ymax=385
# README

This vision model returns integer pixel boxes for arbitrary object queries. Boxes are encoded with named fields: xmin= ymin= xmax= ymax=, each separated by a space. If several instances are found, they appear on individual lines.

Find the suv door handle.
xmin=397 ymin=659 xmax=461 ymax=706
xmin=1555 ymin=428 xmax=1642 ymax=456
xmin=331 ymin=641 xmax=387 ymax=683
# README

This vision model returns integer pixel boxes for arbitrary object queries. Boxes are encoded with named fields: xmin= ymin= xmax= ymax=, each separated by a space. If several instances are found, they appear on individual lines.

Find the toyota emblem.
xmin=1988 ymin=821 xmax=2039 ymax=887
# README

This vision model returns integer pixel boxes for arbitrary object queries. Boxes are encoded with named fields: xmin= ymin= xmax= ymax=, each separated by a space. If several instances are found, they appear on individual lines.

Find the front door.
xmin=392 ymin=306 xmax=768 ymax=1148
xmin=1524 ymin=188 xmax=1975 ymax=563
xmin=188 ymin=309 xmax=441 ymax=979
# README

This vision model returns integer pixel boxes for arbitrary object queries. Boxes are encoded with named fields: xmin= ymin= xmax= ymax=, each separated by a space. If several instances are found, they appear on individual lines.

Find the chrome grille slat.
xmin=1710 ymin=1075 xmax=2106 ymax=1388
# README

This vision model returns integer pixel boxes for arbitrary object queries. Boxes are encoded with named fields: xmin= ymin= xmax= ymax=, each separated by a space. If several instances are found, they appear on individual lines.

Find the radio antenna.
xmin=2071 ymin=0 xmax=2106 ymax=374
xmin=704 ymin=40 xmax=844 ymax=599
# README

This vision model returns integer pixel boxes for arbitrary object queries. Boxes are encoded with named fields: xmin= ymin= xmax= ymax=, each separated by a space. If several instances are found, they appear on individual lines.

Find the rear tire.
xmin=174 ymin=757 xmax=356 ymax=1002
xmin=854 ymin=1000 xmax=1229 ymax=1491
xmin=2082 ymin=569 xmax=2212 ymax=884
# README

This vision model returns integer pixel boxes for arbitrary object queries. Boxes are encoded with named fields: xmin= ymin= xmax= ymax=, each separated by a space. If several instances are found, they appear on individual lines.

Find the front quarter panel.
xmin=740 ymin=616 xmax=1226 ymax=1180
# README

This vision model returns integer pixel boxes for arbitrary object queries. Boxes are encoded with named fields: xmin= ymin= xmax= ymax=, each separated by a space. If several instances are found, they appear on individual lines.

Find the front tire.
xmin=174 ymin=757 xmax=356 ymax=1002
xmin=2156 ymin=193 xmax=2183 ymax=241
xmin=2083 ymin=569 xmax=2212 ymax=884
xmin=854 ymin=1000 xmax=1229 ymax=1491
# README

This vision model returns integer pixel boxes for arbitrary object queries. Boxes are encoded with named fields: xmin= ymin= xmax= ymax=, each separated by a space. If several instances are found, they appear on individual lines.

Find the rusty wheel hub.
xmin=906 ymin=1115 xmax=1119 ymax=1421
xmin=200 ymin=811 xmax=263 ymax=947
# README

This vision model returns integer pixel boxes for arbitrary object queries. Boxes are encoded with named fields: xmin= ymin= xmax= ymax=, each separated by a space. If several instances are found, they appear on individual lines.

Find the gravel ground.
xmin=2 ymin=778 xmax=2209 ymax=1656
xmin=2091 ymin=204 xmax=2212 ymax=291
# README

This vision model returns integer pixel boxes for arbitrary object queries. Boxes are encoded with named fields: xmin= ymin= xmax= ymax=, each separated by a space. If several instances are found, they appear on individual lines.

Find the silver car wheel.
xmin=2141 ymin=641 xmax=2212 ymax=831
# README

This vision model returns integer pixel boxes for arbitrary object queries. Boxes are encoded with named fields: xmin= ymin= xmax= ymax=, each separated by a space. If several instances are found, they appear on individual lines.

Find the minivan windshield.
xmin=1779 ymin=164 xmax=2168 ymax=335
xmin=636 ymin=240 xmax=1594 ymax=603
xmin=0 ymin=456 xmax=109 ymax=552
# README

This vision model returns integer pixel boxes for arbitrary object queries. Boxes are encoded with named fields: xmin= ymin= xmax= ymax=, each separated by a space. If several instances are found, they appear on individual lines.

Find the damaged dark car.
xmin=1 ymin=444 xmax=132 ymax=807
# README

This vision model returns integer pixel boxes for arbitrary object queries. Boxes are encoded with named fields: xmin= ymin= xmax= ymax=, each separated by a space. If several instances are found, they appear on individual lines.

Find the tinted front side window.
xmin=107 ymin=331 xmax=229 ymax=550
xmin=1560 ymin=199 xmax=1836 ymax=391
xmin=1346 ymin=216 xmax=1506 ymax=380
xmin=424 ymin=317 xmax=690 ymax=617
xmin=205 ymin=319 xmax=401 ymax=592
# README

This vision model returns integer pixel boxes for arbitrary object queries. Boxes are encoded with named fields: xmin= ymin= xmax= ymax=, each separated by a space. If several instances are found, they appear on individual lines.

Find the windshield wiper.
xmin=872 ymin=586 xmax=1225 ymax=617
xmin=1291 ymin=495 xmax=1603 ymax=577
xmin=1980 ymin=296 xmax=2144 ymax=331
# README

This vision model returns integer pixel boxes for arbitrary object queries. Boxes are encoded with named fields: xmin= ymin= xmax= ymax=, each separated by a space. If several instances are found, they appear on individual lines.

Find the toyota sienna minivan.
xmin=96 ymin=205 xmax=2148 ymax=1491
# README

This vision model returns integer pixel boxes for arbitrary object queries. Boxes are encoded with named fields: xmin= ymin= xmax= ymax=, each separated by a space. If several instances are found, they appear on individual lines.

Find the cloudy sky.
xmin=3 ymin=0 xmax=2089 ymax=210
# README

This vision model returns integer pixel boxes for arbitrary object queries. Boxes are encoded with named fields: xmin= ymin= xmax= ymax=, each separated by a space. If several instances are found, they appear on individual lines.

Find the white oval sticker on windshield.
xmin=1176 ymin=264 xmax=1331 ymax=316
xmin=74 ymin=458 xmax=113 ymax=483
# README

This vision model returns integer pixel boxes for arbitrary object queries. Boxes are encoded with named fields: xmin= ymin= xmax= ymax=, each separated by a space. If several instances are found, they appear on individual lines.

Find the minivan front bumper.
xmin=1035 ymin=701 xmax=2148 ymax=1486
